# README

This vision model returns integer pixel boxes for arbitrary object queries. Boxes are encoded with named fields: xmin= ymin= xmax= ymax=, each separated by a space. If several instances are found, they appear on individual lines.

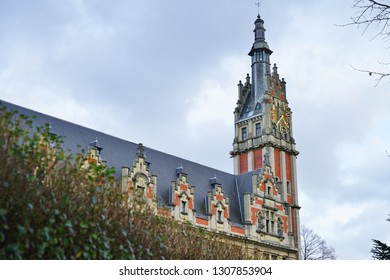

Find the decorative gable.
xmin=82 ymin=138 xmax=106 ymax=168
xmin=121 ymin=143 xmax=157 ymax=201
xmin=170 ymin=167 xmax=195 ymax=221
xmin=268 ymin=63 xmax=286 ymax=99
xmin=206 ymin=177 xmax=230 ymax=231
xmin=244 ymin=153 xmax=288 ymax=242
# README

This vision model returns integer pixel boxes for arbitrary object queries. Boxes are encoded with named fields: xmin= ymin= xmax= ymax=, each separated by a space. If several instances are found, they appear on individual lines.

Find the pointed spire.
xmin=249 ymin=14 xmax=272 ymax=55
xmin=249 ymin=12 xmax=273 ymax=103
xmin=272 ymin=63 xmax=279 ymax=79
xmin=245 ymin=73 xmax=251 ymax=86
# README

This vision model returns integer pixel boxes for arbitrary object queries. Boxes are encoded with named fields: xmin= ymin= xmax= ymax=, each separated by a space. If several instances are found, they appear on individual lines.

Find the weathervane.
xmin=255 ymin=1 xmax=261 ymax=15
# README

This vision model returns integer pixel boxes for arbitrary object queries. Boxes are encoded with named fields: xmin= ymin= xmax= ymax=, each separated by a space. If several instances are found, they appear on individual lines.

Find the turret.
xmin=249 ymin=15 xmax=273 ymax=103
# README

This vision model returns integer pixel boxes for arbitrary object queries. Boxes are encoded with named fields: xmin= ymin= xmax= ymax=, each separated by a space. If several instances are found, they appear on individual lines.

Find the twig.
xmin=350 ymin=64 xmax=390 ymax=86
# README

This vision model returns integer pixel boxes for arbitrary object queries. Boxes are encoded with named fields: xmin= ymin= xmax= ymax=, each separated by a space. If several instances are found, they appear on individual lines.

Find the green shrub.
xmin=0 ymin=104 xmax=247 ymax=259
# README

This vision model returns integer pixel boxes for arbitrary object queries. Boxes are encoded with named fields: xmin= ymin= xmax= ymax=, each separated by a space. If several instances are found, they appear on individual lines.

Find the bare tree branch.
xmin=300 ymin=225 xmax=336 ymax=260
xmin=347 ymin=0 xmax=390 ymax=41
xmin=350 ymin=64 xmax=390 ymax=86
xmin=338 ymin=1 xmax=390 ymax=84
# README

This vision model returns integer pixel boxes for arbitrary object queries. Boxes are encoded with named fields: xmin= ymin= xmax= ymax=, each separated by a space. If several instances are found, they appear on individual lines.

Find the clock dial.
xmin=271 ymin=102 xmax=291 ymax=133
xmin=271 ymin=104 xmax=277 ymax=123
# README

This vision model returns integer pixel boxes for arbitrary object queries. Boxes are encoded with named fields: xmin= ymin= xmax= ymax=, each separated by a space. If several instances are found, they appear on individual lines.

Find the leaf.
xmin=17 ymin=225 xmax=26 ymax=235
xmin=80 ymin=222 xmax=88 ymax=229
xmin=63 ymin=238 xmax=69 ymax=247
xmin=0 ymin=232 xmax=5 ymax=242
xmin=0 ymin=208 xmax=7 ymax=217
xmin=76 ymin=251 xmax=83 ymax=259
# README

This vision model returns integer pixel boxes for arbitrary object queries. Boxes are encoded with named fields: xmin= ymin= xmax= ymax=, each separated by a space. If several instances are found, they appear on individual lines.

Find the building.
xmin=1 ymin=13 xmax=301 ymax=260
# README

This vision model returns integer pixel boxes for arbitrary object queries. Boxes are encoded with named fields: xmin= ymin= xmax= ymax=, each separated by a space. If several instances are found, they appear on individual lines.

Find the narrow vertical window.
xmin=255 ymin=123 xmax=261 ymax=136
xmin=217 ymin=210 xmax=223 ymax=223
xmin=181 ymin=200 xmax=187 ymax=214
xmin=242 ymin=127 xmax=247 ymax=141
xmin=257 ymin=215 xmax=262 ymax=230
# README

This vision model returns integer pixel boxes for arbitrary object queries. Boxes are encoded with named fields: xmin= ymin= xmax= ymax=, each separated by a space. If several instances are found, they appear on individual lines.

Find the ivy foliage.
xmin=0 ymin=104 xmax=247 ymax=260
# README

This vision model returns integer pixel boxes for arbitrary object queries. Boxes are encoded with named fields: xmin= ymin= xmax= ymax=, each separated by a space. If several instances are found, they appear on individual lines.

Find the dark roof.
xmin=1 ymin=100 xmax=256 ymax=225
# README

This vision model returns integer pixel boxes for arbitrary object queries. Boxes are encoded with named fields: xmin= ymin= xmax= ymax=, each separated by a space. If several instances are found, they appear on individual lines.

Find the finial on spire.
xmin=137 ymin=143 xmax=145 ymax=158
xmin=255 ymin=1 xmax=261 ymax=16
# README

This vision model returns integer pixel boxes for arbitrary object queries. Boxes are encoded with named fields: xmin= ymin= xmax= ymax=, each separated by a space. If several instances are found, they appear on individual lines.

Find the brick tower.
xmin=231 ymin=13 xmax=301 ymax=252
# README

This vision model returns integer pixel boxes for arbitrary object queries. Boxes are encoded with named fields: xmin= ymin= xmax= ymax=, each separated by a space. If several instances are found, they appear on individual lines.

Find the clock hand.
xmin=276 ymin=115 xmax=284 ymax=126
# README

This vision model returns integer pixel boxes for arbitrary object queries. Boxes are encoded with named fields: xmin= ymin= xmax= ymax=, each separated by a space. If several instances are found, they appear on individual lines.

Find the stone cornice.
xmin=235 ymin=114 xmax=263 ymax=126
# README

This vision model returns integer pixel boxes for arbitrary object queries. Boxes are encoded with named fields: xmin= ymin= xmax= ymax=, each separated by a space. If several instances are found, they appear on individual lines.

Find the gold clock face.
xmin=271 ymin=102 xmax=291 ymax=133
xmin=271 ymin=104 xmax=277 ymax=123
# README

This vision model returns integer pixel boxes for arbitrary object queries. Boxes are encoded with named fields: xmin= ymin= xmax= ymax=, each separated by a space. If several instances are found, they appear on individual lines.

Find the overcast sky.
xmin=1 ymin=0 xmax=389 ymax=260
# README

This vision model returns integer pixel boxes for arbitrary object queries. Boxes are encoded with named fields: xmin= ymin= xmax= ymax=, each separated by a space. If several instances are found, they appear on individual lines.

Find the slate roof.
xmin=1 ymin=100 xmax=258 ymax=226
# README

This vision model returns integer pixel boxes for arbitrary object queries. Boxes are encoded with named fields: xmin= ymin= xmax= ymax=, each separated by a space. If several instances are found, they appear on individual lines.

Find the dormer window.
xmin=217 ymin=210 xmax=223 ymax=224
xmin=180 ymin=200 xmax=188 ymax=215
xmin=267 ymin=185 xmax=272 ymax=196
